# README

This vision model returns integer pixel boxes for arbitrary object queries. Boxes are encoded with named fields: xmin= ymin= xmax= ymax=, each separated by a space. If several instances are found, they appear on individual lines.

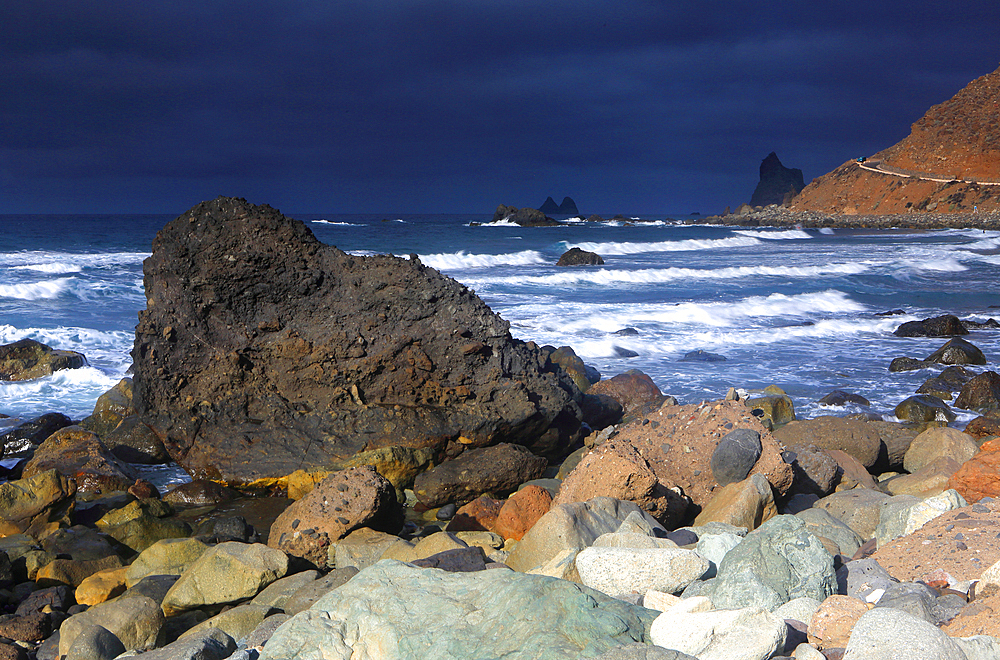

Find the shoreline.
xmin=694 ymin=205 xmax=1000 ymax=230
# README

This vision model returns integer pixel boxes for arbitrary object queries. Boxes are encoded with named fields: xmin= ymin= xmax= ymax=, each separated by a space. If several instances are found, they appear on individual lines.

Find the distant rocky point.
xmin=490 ymin=204 xmax=561 ymax=227
xmin=793 ymin=64 xmax=1000 ymax=214
xmin=750 ymin=152 xmax=804 ymax=207
xmin=539 ymin=196 xmax=580 ymax=215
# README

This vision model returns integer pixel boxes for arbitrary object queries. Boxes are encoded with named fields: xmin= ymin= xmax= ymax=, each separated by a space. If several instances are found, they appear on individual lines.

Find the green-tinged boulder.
xmin=124 ymin=537 xmax=209 ymax=588
xmin=258 ymin=559 xmax=658 ymax=660
xmin=744 ymin=392 xmax=795 ymax=427
xmin=706 ymin=514 xmax=836 ymax=611
xmin=114 ymin=627 xmax=235 ymax=660
xmin=0 ymin=338 xmax=87 ymax=381
xmin=161 ymin=542 xmax=289 ymax=615
xmin=81 ymin=378 xmax=135 ymax=439
xmin=179 ymin=603 xmax=278 ymax=643
xmin=894 ymin=395 xmax=956 ymax=424
xmin=59 ymin=594 xmax=165 ymax=657
xmin=96 ymin=499 xmax=191 ymax=553
xmin=0 ymin=469 xmax=76 ymax=536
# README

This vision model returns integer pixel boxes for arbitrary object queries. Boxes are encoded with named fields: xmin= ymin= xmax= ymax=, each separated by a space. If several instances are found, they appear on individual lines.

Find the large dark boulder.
xmin=749 ymin=152 xmax=805 ymax=207
xmin=0 ymin=413 xmax=73 ymax=456
xmin=954 ymin=371 xmax=1000 ymax=417
xmin=556 ymin=248 xmax=604 ymax=266
xmin=491 ymin=205 xmax=560 ymax=227
xmin=893 ymin=314 xmax=968 ymax=337
xmin=132 ymin=198 xmax=584 ymax=486
xmin=0 ymin=339 xmax=87 ymax=381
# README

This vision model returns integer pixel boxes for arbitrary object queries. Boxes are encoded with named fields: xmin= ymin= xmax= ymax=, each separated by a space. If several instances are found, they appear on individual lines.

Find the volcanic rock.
xmin=0 ymin=338 xmax=87 ymax=381
xmin=413 ymin=442 xmax=547 ymax=508
xmin=587 ymin=370 xmax=667 ymax=419
xmin=750 ymin=152 xmax=805 ymax=207
xmin=893 ymin=314 xmax=968 ymax=337
xmin=491 ymin=204 xmax=560 ymax=226
xmin=132 ymin=197 xmax=583 ymax=486
xmin=925 ymin=337 xmax=987 ymax=365
xmin=0 ymin=412 xmax=73 ymax=456
xmin=22 ymin=426 xmax=138 ymax=495
xmin=539 ymin=197 xmax=560 ymax=214
xmin=954 ymin=370 xmax=1000 ymax=416
xmin=556 ymin=247 xmax=604 ymax=266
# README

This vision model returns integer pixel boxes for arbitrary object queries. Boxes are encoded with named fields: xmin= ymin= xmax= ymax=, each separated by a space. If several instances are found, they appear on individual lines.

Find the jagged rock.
xmin=539 ymin=197 xmax=561 ymax=214
xmin=0 ymin=413 xmax=73 ymax=456
xmin=954 ymin=371 xmax=1000 ymax=416
xmin=557 ymin=248 xmax=604 ymax=266
xmin=749 ymin=152 xmax=804 ymax=207
xmin=132 ymin=197 xmax=583 ymax=486
xmin=559 ymin=197 xmax=579 ymax=214
xmin=491 ymin=204 xmax=561 ymax=226
xmin=0 ymin=338 xmax=87 ymax=381
xmin=893 ymin=314 xmax=968 ymax=337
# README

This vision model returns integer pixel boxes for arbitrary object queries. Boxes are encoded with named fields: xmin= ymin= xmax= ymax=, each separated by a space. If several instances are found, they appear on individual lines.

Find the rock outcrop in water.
xmin=0 ymin=339 xmax=87 ymax=382
xmin=490 ymin=204 xmax=561 ymax=227
xmin=538 ymin=197 xmax=579 ymax=215
xmin=750 ymin=152 xmax=804 ymax=207
xmin=132 ymin=197 xmax=584 ymax=487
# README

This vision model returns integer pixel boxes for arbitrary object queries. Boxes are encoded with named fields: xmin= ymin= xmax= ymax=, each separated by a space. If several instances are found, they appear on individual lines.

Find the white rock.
xmin=843 ymin=608 xmax=967 ymax=659
xmin=650 ymin=607 xmax=786 ymax=660
xmin=773 ymin=597 xmax=822 ymax=624
xmin=643 ymin=590 xmax=681 ymax=612
xmin=666 ymin=595 xmax=713 ymax=615
xmin=794 ymin=643 xmax=826 ymax=660
xmin=576 ymin=546 xmax=709 ymax=596
xmin=903 ymin=489 xmax=967 ymax=536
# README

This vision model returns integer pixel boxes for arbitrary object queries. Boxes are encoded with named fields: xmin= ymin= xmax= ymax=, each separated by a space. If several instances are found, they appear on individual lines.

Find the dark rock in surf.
xmin=613 ymin=328 xmax=639 ymax=336
xmin=925 ymin=338 xmax=987 ymax=365
xmin=889 ymin=357 xmax=931 ymax=372
xmin=0 ymin=413 xmax=74 ymax=456
xmin=0 ymin=339 xmax=87 ymax=382
xmin=613 ymin=346 xmax=639 ymax=358
xmin=962 ymin=317 xmax=1000 ymax=330
xmin=894 ymin=395 xmax=956 ymax=424
xmin=818 ymin=390 xmax=870 ymax=407
xmin=749 ymin=152 xmax=805 ymax=207
xmin=680 ymin=350 xmax=726 ymax=362
xmin=556 ymin=248 xmax=604 ymax=266
xmin=132 ymin=197 xmax=584 ymax=486
xmin=491 ymin=204 xmax=560 ymax=227
xmin=893 ymin=315 xmax=968 ymax=337
xmin=954 ymin=371 xmax=1000 ymax=417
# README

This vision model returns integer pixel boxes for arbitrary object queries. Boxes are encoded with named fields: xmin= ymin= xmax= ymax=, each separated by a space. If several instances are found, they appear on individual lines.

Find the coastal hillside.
xmin=792 ymin=64 xmax=1000 ymax=214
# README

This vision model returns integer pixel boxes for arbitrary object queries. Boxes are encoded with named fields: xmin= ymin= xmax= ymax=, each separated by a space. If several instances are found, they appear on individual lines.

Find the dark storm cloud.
xmin=1 ymin=1 xmax=997 ymax=213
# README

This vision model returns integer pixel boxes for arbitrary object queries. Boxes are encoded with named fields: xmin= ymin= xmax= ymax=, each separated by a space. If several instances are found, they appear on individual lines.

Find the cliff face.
xmin=793 ymin=64 xmax=1000 ymax=214
xmin=750 ymin=152 xmax=804 ymax=207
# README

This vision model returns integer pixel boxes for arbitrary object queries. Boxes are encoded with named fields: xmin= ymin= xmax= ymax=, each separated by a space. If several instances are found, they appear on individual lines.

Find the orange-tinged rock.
xmin=808 ymin=595 xmax=870 ymax=649
xmin=493 ymin=485 xmax=553 ymax=541
xmin=980 ymin=438 xmax=1000 ymax=453
xmin=949 ymin=451 xmax=1000 ymax=502
xmin=75 ymin=566 xmax=129 ymax=605
xmin=446 ymin=496 xmax=503 ymax=533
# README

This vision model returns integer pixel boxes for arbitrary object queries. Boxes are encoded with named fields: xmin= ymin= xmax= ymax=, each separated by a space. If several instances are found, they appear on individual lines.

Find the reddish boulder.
xmin=949 ymin=450 xmax=1000 ymax=502
xmin=966 ymin=416 xmax=1000 ymax=439
xmin=21 ymin=427 xmax=137 ymax=495
xmin=774 ymin=416 xmax=881 ymax=469
xmin=494 ymin=485 xmax=553 ymax=541
xmin=587 ymin=370 xmax=666 ymax=418
xmin=267 ymin=466 xmax=402 ymax=568
xmin=808 ymin=595 xmax=869 ymax=650
xmin=446 ymin=496 xmax=503 ymax=533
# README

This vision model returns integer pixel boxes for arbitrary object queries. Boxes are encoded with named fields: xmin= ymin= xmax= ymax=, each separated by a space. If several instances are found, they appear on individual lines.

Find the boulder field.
xmin=131 ymin=197 xmax=585 ymax=488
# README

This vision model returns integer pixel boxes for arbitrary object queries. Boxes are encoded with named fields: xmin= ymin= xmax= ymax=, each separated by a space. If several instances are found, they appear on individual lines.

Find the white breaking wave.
xmin=477 ymin=219 xmax=520 ymax=227
xmin=418 ymin=250 xmax=547 ymax=270
xmin=734 ymin=229 xmax=813 ymax=240
xmin=564 ymin=235 xmax=761 ymax=255
xmin=11 ymin=263 xmax=83 ymax=274
xmin=901 ymin=256 xmax=968 ymax=273
xmin=0 ymin=278 xmax=74 ymax=300
xmin=311 ymin=220 xmax=362 ymax=226
xmin=463 ymin=262 xmax=869 ymax=288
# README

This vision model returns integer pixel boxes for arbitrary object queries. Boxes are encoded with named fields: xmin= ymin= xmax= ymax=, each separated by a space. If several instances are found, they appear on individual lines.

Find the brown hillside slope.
xmin=792 ymin=64 xmax=1000 ymax=214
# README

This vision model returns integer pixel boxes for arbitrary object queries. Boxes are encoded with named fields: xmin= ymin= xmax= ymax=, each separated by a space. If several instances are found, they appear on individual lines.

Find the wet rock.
xmin=21 ymin=426 xmax=137 ymax=495
xmin=413 ymin=443 xmax=546 ymax=508
xmin=818 ymin=391 xmax=871 ymax=407
xmin=954 ymin=370 xmax=1000 ymax=416
xmin=679 ymin=350 xmax=726 ymax=362
xmin=547 ymin=346 xmax=600 ymax=393
xmin=965 ymin=416 xmax=1000 ymax=439
xmin=744 ymin=391 xmax=796 ymax=427
xmin=894 ymin=395 xmax=956 ymax=423
xmin=556 ymin=247 xmax=604 ymax=266
xmin=0 ymin=413 xmax=73 ymax=456
xmin=491 ymin=204 xmax=561 ymax=226
xmin=0 ymin=470 xmax=76 ymax=536
xmin=133 ymin=197 xmax=583 ymax=486
xmin=554 ymin=440 xmax=690 ymax=528
xmin=893 ymin=314 xmax=968 ymax=337
xmin=0 ymin=338 xmax=87 ymax=381
xmin=161 ymin=480 xmax=240 ymax=506
xmin=95 ymin=499 xmax=191 ymax=553
xmin=889 ymin=357 xmax=930 ymax=372
xmin=925 ymin=337 xmax=987 ymax=365
xmin=268 ymin=466 xmax=401 ymax=568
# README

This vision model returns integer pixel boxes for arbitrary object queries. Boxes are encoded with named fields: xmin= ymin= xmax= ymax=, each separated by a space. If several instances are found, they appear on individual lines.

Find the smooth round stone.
xmin=711 ymin=428 xmax=762 ymax=486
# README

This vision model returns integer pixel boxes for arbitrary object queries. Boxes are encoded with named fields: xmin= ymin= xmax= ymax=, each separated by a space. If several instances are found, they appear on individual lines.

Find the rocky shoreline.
xmin=697 ymin=205 xmax=1000 ymax=231
xmin=2 ymin=198 xmax=1000 ymax=659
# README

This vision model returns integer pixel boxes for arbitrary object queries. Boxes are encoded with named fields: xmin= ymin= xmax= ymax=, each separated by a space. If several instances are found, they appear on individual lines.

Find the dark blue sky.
xmin=2 ymin=1 xmax=998 ymax=216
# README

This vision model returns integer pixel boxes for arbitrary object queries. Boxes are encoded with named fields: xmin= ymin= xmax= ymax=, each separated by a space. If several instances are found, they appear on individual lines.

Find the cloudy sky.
xmin=1 ymin=1 xmax=998 ymax=216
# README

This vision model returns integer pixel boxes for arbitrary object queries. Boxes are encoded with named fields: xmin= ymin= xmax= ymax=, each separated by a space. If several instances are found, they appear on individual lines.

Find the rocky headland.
xmin=1 ymin=199 xmax=1000 ymax=659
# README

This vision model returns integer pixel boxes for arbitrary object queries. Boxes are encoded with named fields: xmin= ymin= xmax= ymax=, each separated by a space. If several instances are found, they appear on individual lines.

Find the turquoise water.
xmin=2 ymin=212 xmax=999 ymax=430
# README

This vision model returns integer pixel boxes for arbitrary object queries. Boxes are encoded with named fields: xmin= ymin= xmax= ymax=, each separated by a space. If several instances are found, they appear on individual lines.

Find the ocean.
xmin=2 ymin=211 xmax=999 ymax=465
